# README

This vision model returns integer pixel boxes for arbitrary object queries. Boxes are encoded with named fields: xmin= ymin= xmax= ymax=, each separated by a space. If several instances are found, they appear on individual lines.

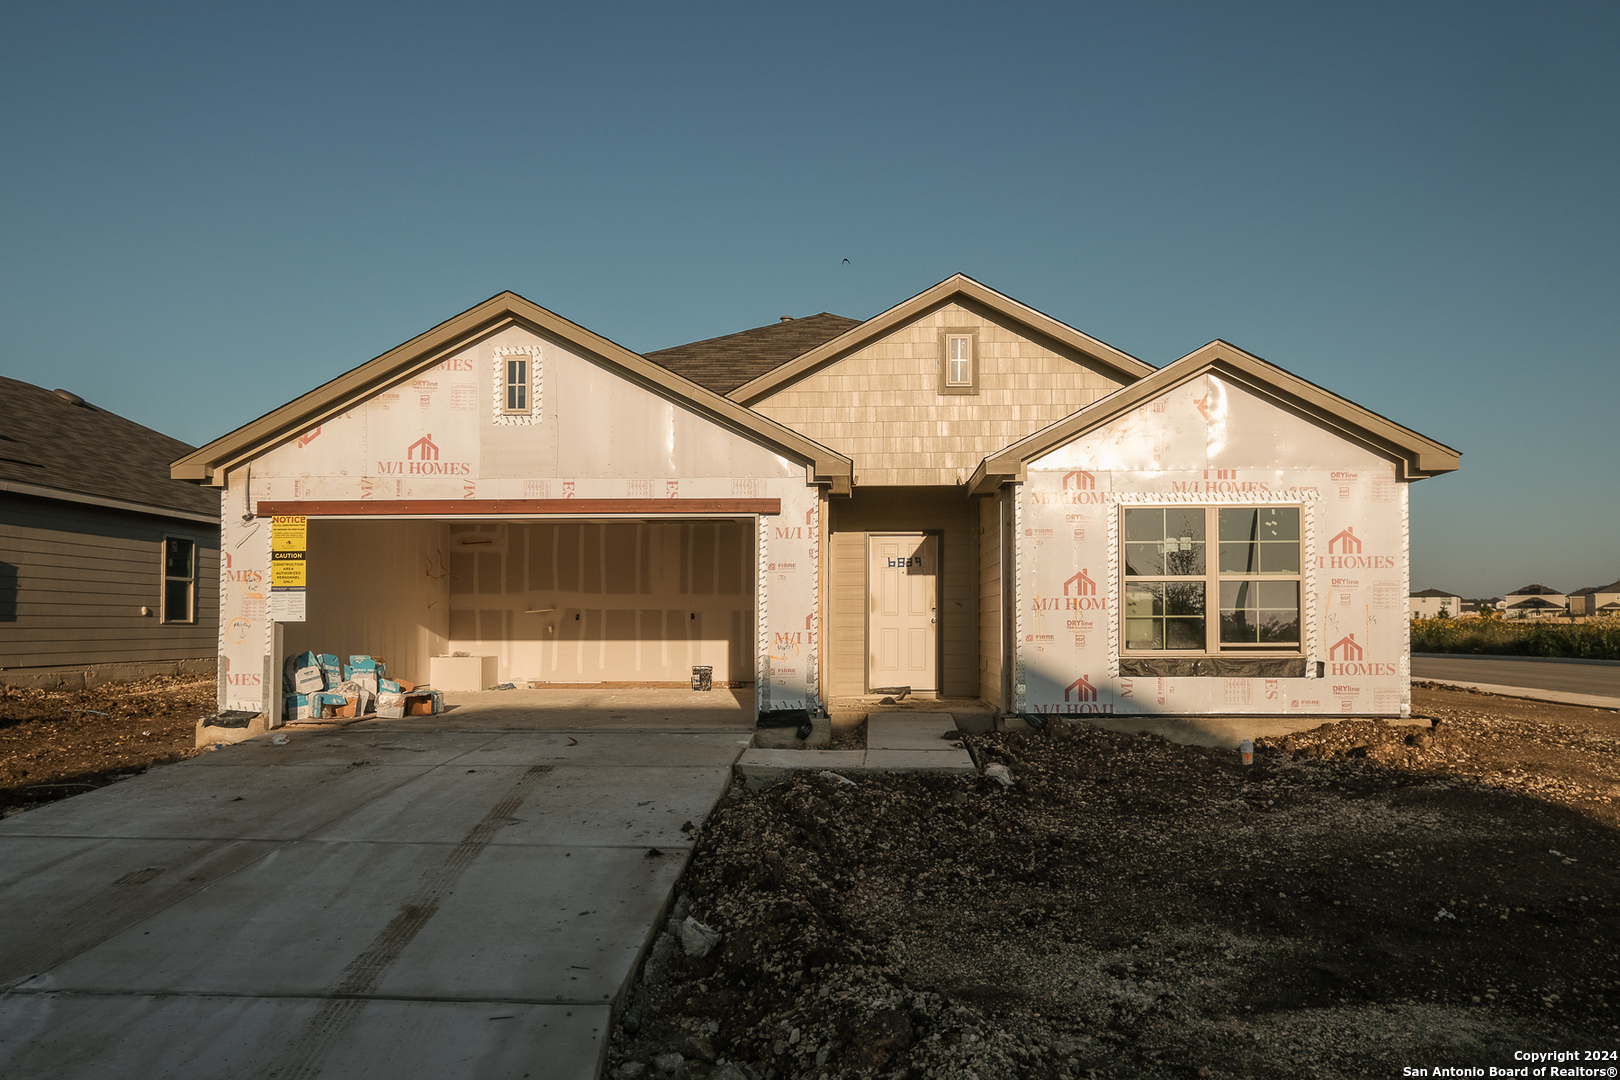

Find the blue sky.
xmin=2 ymin=1 xmax=1614 ymax=599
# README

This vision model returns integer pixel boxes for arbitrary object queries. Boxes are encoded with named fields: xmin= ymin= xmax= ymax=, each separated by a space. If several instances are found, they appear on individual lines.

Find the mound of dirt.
xmin=0 ymin=675 xmax=215 ymax=815
xmin=608 ymin=688 xmax=1620 ymax=1079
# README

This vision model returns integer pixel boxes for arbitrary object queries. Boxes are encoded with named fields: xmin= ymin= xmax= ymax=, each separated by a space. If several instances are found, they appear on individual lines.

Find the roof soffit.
xmin=969 ymin=340 xmax=1461 ymax=493
xmin=172 ymin=292 xmax=852 ymax=488
xmin=727 ymin=274 xmax=1155 ymax=406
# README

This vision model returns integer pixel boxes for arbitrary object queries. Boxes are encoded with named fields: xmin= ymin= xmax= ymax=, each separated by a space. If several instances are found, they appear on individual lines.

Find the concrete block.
xmin=195 ymin=712 xmax=272 ymax=748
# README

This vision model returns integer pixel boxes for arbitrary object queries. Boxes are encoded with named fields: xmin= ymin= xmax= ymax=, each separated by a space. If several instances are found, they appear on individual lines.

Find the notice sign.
xmin=271 ymin=515 xmax=307 ymax=552
xmin=270 ymin=517 xmax=308 ymax=622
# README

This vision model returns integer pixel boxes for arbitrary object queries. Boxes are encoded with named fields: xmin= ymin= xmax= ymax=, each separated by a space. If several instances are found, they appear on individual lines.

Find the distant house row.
xmin=1410 ymin=581 xmax=1620 ymax=619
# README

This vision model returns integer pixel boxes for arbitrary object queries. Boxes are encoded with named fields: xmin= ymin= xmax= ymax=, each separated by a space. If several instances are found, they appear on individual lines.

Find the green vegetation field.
xmin=1410 ymin=615 xmax=1620 ymax=660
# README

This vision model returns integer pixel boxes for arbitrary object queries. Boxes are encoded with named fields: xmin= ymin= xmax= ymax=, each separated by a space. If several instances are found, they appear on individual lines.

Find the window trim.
xmin=161 ymin=535 xmax=196 ymax=625
xmin=936 ymin=329 xmax=979 ymax=395
xmin=1119 ymin=503 xmax=1304 ymax=658
xmin=502 ymin=355 xmax=530 ymax=415
xmin=492 ymin=345 xmax=542 ymax=424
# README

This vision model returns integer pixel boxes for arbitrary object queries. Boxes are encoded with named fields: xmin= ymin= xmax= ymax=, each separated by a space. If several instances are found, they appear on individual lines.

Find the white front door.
xmin=868 ymin=534 xmax=938 ymax=692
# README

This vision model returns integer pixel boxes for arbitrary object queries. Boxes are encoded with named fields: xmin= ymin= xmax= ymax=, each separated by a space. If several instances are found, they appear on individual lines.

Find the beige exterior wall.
xmin=749 ymin=302 xmax=1130 ymax=486
xmin=977 ymin=491 xmax=1004 ymax=708
xmin=826 ymin=488 xmax=978 ymax=698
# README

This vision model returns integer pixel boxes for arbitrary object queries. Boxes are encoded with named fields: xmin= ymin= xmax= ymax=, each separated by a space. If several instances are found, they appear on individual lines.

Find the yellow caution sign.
xmin=271 ymin=515 xmax=307 ymax=552
xmin=270 ymin=550 xmax=306 ymax=587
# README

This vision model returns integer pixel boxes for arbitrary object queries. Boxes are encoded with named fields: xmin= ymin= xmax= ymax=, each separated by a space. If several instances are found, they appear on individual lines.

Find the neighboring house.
xmin=173 ymin=275 xmax=1459 ymax=722
xmin=1568 ymin=580 xmax=1620 ymax=616
xmin=1410 ymin=589 xmax=1462 ymax=619
xmin=1 ymin=377 xmax=220 ymax=689
xmin=1503 ymin=584 xmax=1566 ymax=618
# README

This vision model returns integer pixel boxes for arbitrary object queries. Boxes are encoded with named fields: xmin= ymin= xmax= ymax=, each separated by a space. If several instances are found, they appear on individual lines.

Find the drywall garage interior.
xmin=283 ymin=518 xmax=755 ymax=687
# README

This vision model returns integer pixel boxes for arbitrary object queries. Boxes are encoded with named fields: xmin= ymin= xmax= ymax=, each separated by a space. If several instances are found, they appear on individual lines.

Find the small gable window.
xmin=492 ymin=345 xmax=542 ymax=424
xmin=947 ymin=336 xmax=971 ymax=385
xmin=937 ymin=329 xmax=979 ymax=395
xmin=502 ymin=361 xmax=528 ymax=417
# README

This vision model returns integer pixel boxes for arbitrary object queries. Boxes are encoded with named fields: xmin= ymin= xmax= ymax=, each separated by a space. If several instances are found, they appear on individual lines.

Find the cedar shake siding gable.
xmin=730 ymin=274 xmax=1154 ymax=406
xmin=747 ymin=298 xmax=1144 ymax=487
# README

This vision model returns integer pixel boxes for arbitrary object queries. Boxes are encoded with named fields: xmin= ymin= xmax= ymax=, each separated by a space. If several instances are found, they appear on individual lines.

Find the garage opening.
xmin=282 ymin=518 xmax=755 ymax=690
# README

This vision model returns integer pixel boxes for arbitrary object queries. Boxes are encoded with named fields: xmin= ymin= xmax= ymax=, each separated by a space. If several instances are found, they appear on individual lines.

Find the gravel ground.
xmin=607 ymin=685 xmax=1620 ymax=1079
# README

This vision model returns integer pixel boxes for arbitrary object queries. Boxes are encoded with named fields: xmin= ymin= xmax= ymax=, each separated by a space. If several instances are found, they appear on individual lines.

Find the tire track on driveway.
xmin=255 ymin=764 xmax=554 ymax=1080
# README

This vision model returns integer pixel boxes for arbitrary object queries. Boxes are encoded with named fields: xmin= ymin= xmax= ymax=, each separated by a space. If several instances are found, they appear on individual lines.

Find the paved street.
xmin=1412 ymin=654 xmax=1620 ymax=702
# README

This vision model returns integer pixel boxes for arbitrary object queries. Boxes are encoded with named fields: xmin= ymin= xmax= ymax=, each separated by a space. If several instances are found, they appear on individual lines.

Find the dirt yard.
xmin=609 ymin=685 xmax=1620 ymax=1080
xmin=0 ymin=675 xmax=214 ymax=816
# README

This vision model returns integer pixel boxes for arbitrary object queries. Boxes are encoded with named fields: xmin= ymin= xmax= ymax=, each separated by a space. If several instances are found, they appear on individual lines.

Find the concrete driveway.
xmin=0 ymin=691 xmax=753 ymax=1079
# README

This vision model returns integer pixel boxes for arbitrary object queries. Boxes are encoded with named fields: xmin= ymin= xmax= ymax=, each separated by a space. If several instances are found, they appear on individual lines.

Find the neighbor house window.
xmin=1122 ymin=506 xmax=1301 ymax=653
xmin=162 ymin=537 xmax=195 ymax=624
xmin=504 ymin=356 xmax=529 ymax=413
xmin=937 ymin=330 xmax=979 ymax=394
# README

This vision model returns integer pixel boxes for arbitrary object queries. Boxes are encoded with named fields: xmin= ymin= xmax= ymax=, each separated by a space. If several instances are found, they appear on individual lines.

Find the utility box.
xmin=429 ymin=654 xmax=498 ymax=692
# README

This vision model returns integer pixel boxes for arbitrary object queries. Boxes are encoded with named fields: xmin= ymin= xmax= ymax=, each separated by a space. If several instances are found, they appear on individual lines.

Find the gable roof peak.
xmin=728 ymin=274 xmax=1154 ymax=404
xmin=172 ymin=290 xmax=853 ymax=492
xmin=969 ymin=335 xmax=1461 ymax=491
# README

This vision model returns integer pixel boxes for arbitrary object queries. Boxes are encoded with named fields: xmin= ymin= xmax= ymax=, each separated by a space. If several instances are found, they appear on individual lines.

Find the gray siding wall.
xmin=0 ymin=494 xmax=219 ymax=668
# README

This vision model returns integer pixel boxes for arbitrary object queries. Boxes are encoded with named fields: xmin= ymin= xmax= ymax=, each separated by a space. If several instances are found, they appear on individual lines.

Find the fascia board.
xmin=728 ymin=273 xmax=1154 ymax=405
xmin=969 ymin=340 xmax=1460 ymax=489
xmin=173 ymin=292 xmax=852 ymax=489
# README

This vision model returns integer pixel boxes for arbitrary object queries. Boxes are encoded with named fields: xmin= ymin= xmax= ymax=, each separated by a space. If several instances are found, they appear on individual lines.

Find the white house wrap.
xmin=176 ymin=278 xmax=1457 ymax=726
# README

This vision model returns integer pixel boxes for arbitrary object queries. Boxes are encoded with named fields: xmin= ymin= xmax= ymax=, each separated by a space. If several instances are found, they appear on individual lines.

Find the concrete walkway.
xmin=0 ymin=695 xmax=753 ymax=1080
xmin=736 ymin=712 xmax=977 ymax=787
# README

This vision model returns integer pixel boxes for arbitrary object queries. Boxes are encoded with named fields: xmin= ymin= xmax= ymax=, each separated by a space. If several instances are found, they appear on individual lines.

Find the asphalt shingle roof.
xmin=644 ymin=313 xmax=861 ymax=394
xmin=1410 ymin=588 xmax=1459 ymax=598
xmin=0 ymin=377 xmax=219 ymax=519
xmin=1507 ymin=584 xmax=1563 ymax=595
